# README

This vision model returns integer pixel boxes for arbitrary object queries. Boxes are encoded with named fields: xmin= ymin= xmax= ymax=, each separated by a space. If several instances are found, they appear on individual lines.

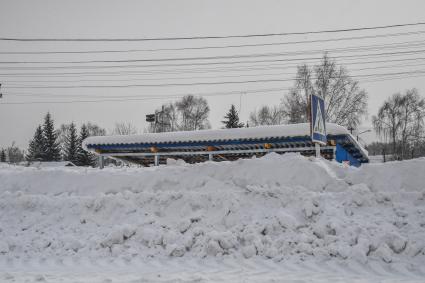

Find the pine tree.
xmin=0 ymin=149 xmax=6 ymax=162
xmin=63 ymin=122 xmax=79 ymax=164
xmin=77 ymin=124 xmax=96 ymax=167
xmin=27 ymin=125 xmax=45 ymax=161
xmin=222 ymin=104 xmax=244 ymax=128
xmin=42 ymin=112 xmax=61 ymax=161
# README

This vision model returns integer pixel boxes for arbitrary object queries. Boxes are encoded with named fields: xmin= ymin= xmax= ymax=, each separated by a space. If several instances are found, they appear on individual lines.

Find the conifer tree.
xmin=77 ymin=124 xmax=96 ymax=166
xmin=42 ymin=112 xmax=61 ymax=161
xmin=222 ymin=104 xmax=244 ymax=128
xmin=0 ymin=149 xmax=6 ymax=162
xmin=27 ymin=125 xmax=45 ymax=161
xmin=63 ymin=122 xmax=79 ymax=164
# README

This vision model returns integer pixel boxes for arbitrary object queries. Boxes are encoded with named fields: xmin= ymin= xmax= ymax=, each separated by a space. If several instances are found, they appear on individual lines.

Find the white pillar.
xmin=315 ymin=143 xmax=320 ymax=158
xmin=99 ymin=155 xmax=104 ymax=169
xmin=208 ymin=153 xmax=213 ymax=161
xmin=154 ymin=154 xmax=159 ymax=166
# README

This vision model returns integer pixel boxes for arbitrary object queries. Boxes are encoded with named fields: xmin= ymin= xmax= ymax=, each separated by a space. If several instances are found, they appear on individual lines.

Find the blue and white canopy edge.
xmin=83 ymin=123 xmax=368 ymax=165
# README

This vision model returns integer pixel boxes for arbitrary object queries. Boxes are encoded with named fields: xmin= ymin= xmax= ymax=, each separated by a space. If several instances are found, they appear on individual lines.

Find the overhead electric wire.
xmin=3 ymin=38 xmax=425 ymax=70
xmin=5 ymin=61 xmax=425 ymax=85
xmin=3 ymin=54 xmax=425 ymax=78
xmin=1 ymin=22 xmax=425 ymax=42
xmin=0 ymin=87 xmax=292 ymax=104
xmin=1 ymin=30 xmax=425 ymax=54
xmin=3 ymin=46 xmax=425 ymax=65
xmin=5 ymin=69 xmax=425 ymax=89
xmin=3 ymin=71 xmax=425 ymax=105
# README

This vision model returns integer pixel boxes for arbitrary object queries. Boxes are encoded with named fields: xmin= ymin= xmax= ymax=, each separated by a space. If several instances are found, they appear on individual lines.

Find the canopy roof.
xmin=84 ymin=123 xmax=347 ymax=148
xmin=83 ymin=123 xmax=369 ymax=165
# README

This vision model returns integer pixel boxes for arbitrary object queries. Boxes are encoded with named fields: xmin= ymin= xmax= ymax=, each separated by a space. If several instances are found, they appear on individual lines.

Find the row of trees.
xmin=26 ymin=113 xmax=101 ymax=166
xmin=372 ymin=88 xmax=425 ymax=160
xmin=144 ymin=55 xmax=368 ymax=133
xmin=148 ymin=95 xmax=211 ymax=133
xmin=0 ymin=142 xmax=25 ymax=163
xmin=248 ymin=54 xmax=368 ymax=128
xmin=3 ymin=54 xmax=425 ymax=164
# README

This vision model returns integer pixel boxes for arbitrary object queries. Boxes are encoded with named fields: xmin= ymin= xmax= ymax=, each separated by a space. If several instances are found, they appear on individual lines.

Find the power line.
xmin=1 ymin=78 xmax=296 ymax=88
xmin=3 ymin=46 xmax=425 ymax=65
xmin=3 ymin=38 xmax=425 ymax=69
xmin=5 ymin=61 xmax=425 ymax=85
xmin=3 ymin=55 xmax=425 ymax=78
xmin=0 ymin=87 xmax=291 ymax=104
xmin=1 ymin=30 xmax=425 ymax=54
xmin=5 ymin=69 xmax=425 ymax=89
xmin=1 ymin=71 xmax=296 ymax=85
xmin=1 ymin=22 xmax=425 ymax=42
xmin=3 ymin=72 xmax=425 ymax=105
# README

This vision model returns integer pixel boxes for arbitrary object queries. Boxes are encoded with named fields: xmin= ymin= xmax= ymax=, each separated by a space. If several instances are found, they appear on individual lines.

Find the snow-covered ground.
xmin=0 ymin=154 xmax=425 ymax=282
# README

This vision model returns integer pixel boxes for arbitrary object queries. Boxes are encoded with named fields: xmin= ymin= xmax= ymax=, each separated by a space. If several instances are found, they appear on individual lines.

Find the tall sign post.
xmin=310 ymin=94 xmax=327 ymax=158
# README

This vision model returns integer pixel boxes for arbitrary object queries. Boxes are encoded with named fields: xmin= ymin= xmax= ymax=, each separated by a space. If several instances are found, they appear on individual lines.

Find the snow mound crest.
xmin=0 ymin=153 xmax=424 ymax=268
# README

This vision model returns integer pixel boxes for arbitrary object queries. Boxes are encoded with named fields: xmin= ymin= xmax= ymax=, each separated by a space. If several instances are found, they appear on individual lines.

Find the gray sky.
xmin=1 ymin=0 xmax=425 ymax=149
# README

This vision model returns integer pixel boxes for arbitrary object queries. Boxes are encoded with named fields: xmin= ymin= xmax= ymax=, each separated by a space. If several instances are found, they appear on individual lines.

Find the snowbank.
xmin=0 ymin=154 xmax=424 ymax=268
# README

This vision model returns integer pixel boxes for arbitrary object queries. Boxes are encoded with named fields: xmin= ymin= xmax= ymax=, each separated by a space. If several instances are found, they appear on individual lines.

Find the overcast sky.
xmin=1 ymin=0 xmax=425 ymax=149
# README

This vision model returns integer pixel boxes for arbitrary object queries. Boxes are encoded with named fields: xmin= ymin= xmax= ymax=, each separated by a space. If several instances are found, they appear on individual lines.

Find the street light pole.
xmin=357 ymin=129 xmax=371 ymax=141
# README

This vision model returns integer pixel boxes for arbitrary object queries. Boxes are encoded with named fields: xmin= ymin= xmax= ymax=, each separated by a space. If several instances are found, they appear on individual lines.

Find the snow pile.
xmin=0 ymin=154 xmax=424 ymax=268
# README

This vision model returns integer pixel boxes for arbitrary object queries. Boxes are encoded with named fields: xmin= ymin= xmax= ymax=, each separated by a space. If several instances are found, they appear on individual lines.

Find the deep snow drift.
xmin=0 ymin=154 xmax=425 ymax=282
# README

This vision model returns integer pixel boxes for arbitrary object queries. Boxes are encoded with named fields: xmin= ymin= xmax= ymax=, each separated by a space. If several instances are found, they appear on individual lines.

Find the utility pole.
xmin=161 ymin=105 xmax=164 ymax=132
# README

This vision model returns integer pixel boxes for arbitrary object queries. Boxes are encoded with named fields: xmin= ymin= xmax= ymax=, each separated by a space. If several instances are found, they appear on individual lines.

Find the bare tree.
xmin=6 ymin=142 xmax=25 ymax=163
xmin=84 ymin=122 xmax=106 ymax=137
xmin=147 ymin=96 xmax=211 ymax=133
xmin=249 ymin=105 xmax=285 ymax=126
xmin=282 ymin=54 xmax=368 ymax=128
xmin=148 ymin=103 xmax=180 ymax=133
xmin=176 ymin=95 xmax=210 ymax=131
xmin=112 ymin=122 xmax=138 ymax=135
xmin=373 ymin=88 xmax=425 ymax=160
xmin=57 ymin=123 xmax=72 ymax=156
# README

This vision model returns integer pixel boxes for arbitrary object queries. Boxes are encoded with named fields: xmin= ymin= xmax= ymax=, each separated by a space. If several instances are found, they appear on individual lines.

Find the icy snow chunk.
xmin=63 ymin=237 xmax=84 ymax=252
xmin=302 ymin=200 xmax=320 ymax=219
xmin=350 ymin=183 xmax=372 ymax=207
xmin=209 ymin=231 xmax=237 ymax=250
xmin=384 ymin=233 xmax=407 ymax=254
xmin=100 ymin=225 xmax=136 ymax=248
xmin=206 ymin=240 xmax=222 ymax=256
xmin=373 ymin=243 xmax=393 ymax=263
xmin=350 ymin=236 xmax=371 ymax=264
xmin=166 ymin=158 xmax=186 ymax=166
xmin=276 ymin=212 xmax=298 ymax=230
xmin=177 ymin=219 xmax=192 ymax=233
xmin=34 ymin=274 xmax=46 ymax=282
xmin=135 ymin=227 xmax=162 ymax=247
xmin=242 ymin=245 xmax=257 ymax=258
xmin=101 ymin=230 xmax=124 ymax=248
xmin=0 ymin=241 xmax=9 ymax=254
xmin=168 ymin=244 xmax=186 ymax=257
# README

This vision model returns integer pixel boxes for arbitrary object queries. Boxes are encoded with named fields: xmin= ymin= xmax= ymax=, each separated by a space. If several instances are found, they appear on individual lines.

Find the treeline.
xmin=2 ymin=54 xmax=425 ymax=164
xmin=147 ymin=95 xmax=211 ymax=133
xmin=147 ymin=55 xmax=368 ymax=132
xmin=25 ymin=113 xmax=101 ymax=166
xmin=248 ymin=54 xmax=367 ymax=129
xmin=371 ymin=89 xmax=425 ymax=160
xmin=0 ymin=142 xmax=25 ymax=164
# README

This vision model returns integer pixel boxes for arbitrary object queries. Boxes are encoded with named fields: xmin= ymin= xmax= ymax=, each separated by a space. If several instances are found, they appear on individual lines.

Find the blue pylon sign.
xmin=310 ymin=94 xmax=327 ymax=145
